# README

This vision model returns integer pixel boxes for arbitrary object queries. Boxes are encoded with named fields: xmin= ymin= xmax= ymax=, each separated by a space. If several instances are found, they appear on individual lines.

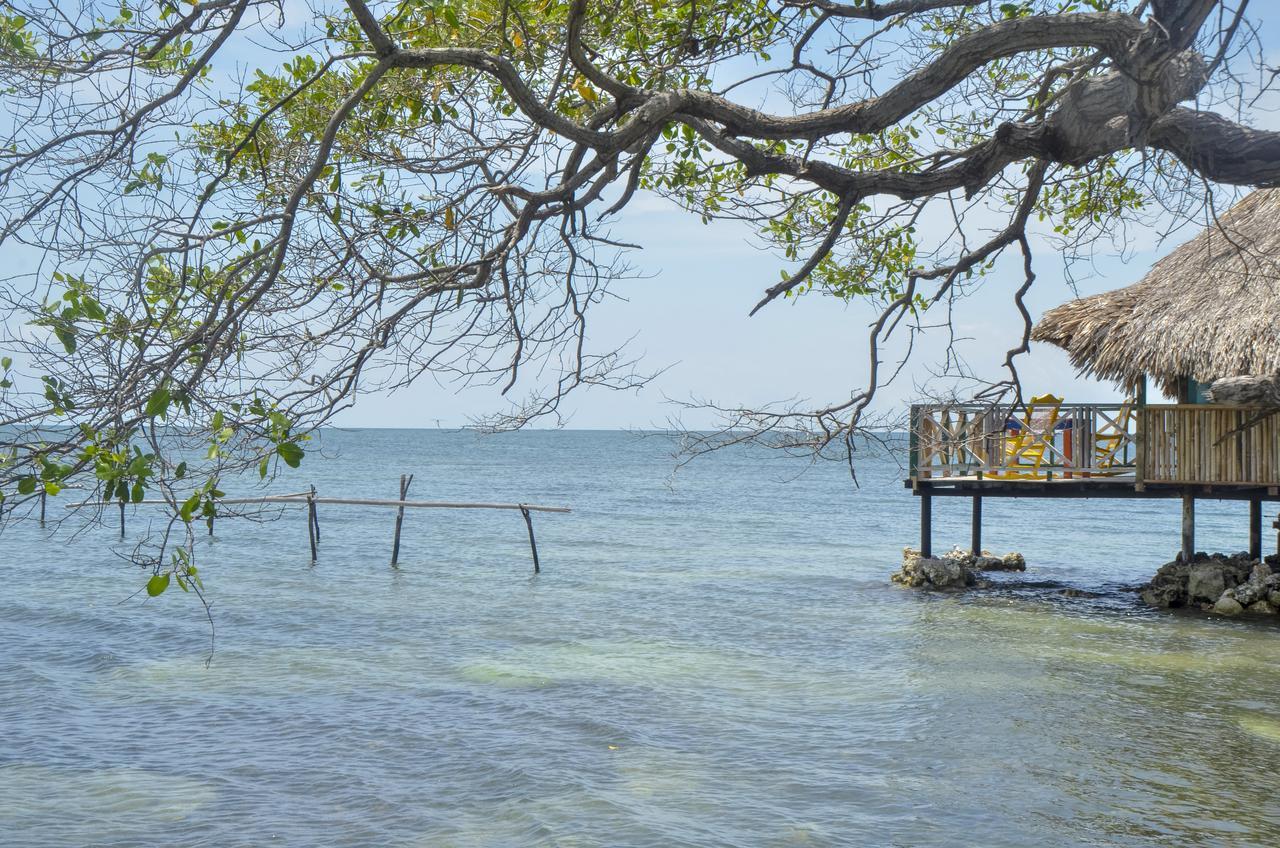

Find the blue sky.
xmin=330 ymin=7 xmax=1280 ymax=430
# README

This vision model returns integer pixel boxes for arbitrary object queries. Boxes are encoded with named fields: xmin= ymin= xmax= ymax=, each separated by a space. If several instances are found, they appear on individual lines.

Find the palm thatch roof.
xmin=1032 ymin=189 xmax=1280 ymax=396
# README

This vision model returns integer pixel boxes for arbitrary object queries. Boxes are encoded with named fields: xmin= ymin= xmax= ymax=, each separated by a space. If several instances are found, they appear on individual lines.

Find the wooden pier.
xmin=65 ymin=483 xmax=571 ymax=574
xmin=908 ymin=401 xmax=1280 ymax=561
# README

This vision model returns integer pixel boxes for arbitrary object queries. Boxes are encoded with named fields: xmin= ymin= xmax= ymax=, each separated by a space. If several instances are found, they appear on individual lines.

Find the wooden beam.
xmin=1250 ymin=498 xmax=1262 ymax=560
xmin=920 ymin=493 xmax=933 ymax=559
xmin=1182 ymin=495 xmax=1195 ymax=563
xmin=970 ymin=495 xmax=982 ymax=556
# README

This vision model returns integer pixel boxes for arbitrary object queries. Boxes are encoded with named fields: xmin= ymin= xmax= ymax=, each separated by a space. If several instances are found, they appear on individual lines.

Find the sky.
xmin=323 ymin=6 xmax=1280 ymax=431
xmin=6 ymin=3 xmax=1277 ymax=433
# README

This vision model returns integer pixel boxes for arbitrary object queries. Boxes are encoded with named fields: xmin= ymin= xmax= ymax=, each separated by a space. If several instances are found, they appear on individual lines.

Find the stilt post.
xmin=520 ymin=505 xmax=541 ymax=574
xmin=1250 ymin=499 xmax=1262 ymax=560
xmin=920 ymin=492 xmax=933 ymax=559
xmin=306 ymin=489 xmax=318 ymax=563
xmin=118 ymin=500 xmax=125 ymax=539
xmin=970 ymin=495 xmax=982 ymax=557
xmin=1181 ymin=494 xmax=1195 ymax=563
xmin=309 ymin=484 xmax=320 ymax=545
xmin=39 ymin=490 xmax=46 ymax=525
xmin=391 ymin=473 xmax=413 ymax=567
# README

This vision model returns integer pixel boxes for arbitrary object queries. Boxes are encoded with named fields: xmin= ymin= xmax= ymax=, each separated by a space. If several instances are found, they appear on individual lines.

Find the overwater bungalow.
xmin=908 ymin=189 xmax=1280 ymax=562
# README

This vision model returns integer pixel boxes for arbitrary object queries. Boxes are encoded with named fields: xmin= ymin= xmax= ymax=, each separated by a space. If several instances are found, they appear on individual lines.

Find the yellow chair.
xmin=1091 ymin=400 xmax=1134 ymax=474
xmin=988 ymin=394 xmax=1063 ymax=479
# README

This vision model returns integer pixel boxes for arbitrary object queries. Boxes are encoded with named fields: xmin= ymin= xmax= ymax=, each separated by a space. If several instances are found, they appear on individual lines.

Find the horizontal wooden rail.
xmin=261 ymin=495 xmax=571 ymax=514
xmin=66 ymin=493 xmax=570 ymax=514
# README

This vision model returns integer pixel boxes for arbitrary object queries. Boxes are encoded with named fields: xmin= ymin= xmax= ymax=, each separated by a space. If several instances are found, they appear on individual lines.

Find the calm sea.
xmin=2 ymin=429 xmax=1279 ymax=846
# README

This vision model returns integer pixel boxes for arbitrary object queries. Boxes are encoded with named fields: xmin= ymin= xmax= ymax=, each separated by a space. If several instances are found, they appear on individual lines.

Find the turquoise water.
xmin=2 ymin=430 xmax=1279 ymax=846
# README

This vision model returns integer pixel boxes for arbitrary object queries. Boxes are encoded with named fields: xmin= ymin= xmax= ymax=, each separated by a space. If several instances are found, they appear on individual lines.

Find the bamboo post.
xmin=1181 ymin=494 xmax=1195 ymax=563
xmin=920 ymin=493 xmax=933 ymax=559
xmin=970 ymin=495 xmax=982 ymax=557
xmin=306 ymin=490 xmax=318 ymax=563
xmin=1134 ymin=377 xmax=1147 ymax=491
xmin=391 ymin=473 xmax=413 ymax=567
xmin=519 ymin=505 xmax=540 ymax=574
xmin=1250 ymin=498 xmax=1262 ymax=561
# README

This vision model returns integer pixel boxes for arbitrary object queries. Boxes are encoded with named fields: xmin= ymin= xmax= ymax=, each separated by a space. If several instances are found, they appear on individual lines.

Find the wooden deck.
xmin=908 ymin=402 xmax=1280 ymax=495
xmin=906 ymin=401 xmax=1280 ymax=559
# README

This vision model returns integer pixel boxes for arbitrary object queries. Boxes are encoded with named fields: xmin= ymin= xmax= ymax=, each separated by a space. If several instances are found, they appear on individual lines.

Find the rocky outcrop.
xmin=892 ymin=546 xmax=1026 ymax=591
xmin=1140 ymin=553 xmax=1280 ymax=618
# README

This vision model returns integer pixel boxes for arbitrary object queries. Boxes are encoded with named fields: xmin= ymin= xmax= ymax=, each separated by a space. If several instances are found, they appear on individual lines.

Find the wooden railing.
xmin=911 ymin=401 xmax=1280 ymax=487
xmin=910 ymin=402 xmax=1135 ymax=480
xmin=1140 ymin=405 xmax=1280 ymax=485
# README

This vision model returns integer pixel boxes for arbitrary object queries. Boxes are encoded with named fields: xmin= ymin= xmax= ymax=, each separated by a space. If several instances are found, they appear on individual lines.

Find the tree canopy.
xmin=0 ymin=0 xmax=1276 ymax=584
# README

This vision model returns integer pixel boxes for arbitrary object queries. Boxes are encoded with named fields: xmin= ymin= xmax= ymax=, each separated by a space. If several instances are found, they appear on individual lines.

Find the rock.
xmin=1268 ymin=589 xmax=1280 ymax=608
xmin=1234 ymin=582 xmax=1264 ymax=607
xmin=1142 ymin=560 xmax=1191 ymax=608
xmin=973 ymin=556 xmax=1006 ymax=571
xmin=1000 ymin=552 xmax=1027 ymax=572
xmin=1213 ymin=596 xmax=1245 ymax=616
xmin=1246 ymin=601 xmax=1277 ymax=616
xmin=919 ymin=557 xmax=974 ymax=589
xmin=891 ymin=548 xmax=974 ymax=590
xmin=1252 ymin=562 xmax=1273 ymax=583
xmin=1187 ymin=562 xmax=1228 ymax=605
xmin=1058 ymin=588 xmax=1102 ymax=599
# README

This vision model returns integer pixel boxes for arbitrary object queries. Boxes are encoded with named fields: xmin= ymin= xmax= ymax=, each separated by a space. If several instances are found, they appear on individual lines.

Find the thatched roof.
xmin=1032 ymin=189 xmax=1280 ymax=395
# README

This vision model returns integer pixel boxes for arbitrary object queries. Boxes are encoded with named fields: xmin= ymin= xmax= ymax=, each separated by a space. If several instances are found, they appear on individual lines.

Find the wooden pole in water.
xmin=970 ymin=495 xmax=982 ymax=557
xmin=920 ymin=493 xmax=933 ymax=559
xmin=1181 ymin=494 xmax=1195 ymax=563
xmin=1250 ymin=498 xmax=1262 ymax=560
xmin=118 ymin=500 xmax=125 ymax=539
xmin=306 ymin=490 xmax=318 ymax=563
xmin=520 ymin=505 xmax=540 ymax=574
xmin=39 ymin=490 xmax=46 ymax=525
xmin=309 ymin=484 xmax=320 ymax=545
xmin=391 ymin=473 xmax=413 ymax=567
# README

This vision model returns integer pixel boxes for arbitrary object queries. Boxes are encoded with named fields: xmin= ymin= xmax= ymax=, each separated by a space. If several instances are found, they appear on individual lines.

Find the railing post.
xmin=908 ymin=405 xmax=919 ymax=481
xmin=1135 ymin=378 xmax=1147 ymax=491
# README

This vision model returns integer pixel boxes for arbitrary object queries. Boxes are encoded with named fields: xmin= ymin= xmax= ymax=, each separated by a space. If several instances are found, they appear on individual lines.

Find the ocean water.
xmin=2 ymin=429 xmax=1279 ymax=847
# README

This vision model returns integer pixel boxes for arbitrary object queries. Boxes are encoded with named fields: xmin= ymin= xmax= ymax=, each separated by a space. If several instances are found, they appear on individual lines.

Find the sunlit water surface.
xmin=2 ymin=430 xmax=1279 ymax=846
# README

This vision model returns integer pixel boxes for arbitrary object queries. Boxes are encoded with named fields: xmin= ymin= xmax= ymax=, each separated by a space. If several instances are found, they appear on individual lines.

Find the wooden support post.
xmin=391 ymin=473 xmax=413 ymax=567
xmin=920 ymin=493 xmax=933 ymax=559
xmin=520 ymin=505 xmax=541 ymax=574
xmin=1135 ymin=377 xmax=1147 ymax=491
xmin=1181 ymin=494 xmax=1195 ymax=563
xmin=118 ymin=500 xmax=125 ymax=539
xmin=207 ymin=515 xmax=214 ymax=536
xmin=306 ymin=492 xmax=318 ymax=563
xmin=310 ymin=484 xmax=321 ymax=545
xmin=1250 ymin=498 xmax=1263 ymax=561
xmin=39 ymin=490 xmax=46 ymax=525
xmin=970 ymin=496 xmax=982 ymax=557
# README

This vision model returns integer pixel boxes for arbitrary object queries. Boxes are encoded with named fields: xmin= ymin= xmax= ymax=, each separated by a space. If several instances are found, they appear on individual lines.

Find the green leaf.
xmin=276 ymin=442 xmax=304 ymax=468
xmin=1 ymin=356 xmax=10 ymax=369
xmin=16 ymin=476 xmax=36 ymax=495
xmin=146 ymin=573 xmax=170 ymax=597
xmin=174 ymin=461 xmax=187 ymax=479
xmin=179 ymin=493 xmax=201 ymax=521
xmin=131 ymin=482 xmax=144 ymax=503
xmin=144 ymin=385 xmax=171 ymax=418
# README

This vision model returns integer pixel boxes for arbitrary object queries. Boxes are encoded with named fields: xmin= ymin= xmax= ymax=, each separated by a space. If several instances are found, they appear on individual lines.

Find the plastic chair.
xmin=988 ymin=394 xmax=1064 ymax=479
